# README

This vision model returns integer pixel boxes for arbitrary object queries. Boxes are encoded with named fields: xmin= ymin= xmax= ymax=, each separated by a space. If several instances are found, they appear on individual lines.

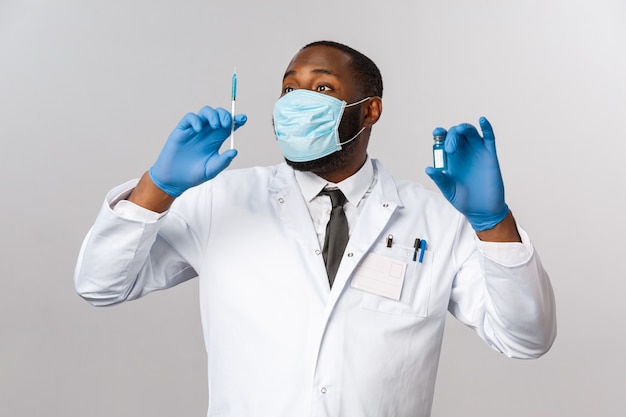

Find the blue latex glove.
xmin=425 ymin=117 xmax=509 ymax=231
xmin=149 ymin=106 xmax=247 ymax=197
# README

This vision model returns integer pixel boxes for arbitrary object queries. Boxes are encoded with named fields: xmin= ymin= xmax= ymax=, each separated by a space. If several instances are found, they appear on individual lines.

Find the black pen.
xmin=413 ymin=238 xmax=421 ymax=262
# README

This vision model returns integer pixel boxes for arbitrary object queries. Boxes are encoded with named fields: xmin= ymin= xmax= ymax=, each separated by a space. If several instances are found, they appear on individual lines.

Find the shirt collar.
xmin=294 ymin=158 xmax=375 ymax=207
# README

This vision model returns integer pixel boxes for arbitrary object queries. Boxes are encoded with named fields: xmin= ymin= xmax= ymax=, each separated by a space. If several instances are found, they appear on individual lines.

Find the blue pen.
xmin=418 ymin=239 xmax=427 ymax=263
xmin=230 ymin=68 xmax=237 ymax=149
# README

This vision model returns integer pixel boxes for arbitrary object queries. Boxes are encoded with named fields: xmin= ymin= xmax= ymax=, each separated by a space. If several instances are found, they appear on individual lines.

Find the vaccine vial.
xmin=432 ymin=134 xmax=447 ymax=170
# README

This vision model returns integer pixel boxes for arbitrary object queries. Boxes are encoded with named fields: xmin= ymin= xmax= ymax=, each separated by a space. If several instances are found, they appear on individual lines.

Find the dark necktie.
xmin=321 ymin=189 xmax=349 ymax=287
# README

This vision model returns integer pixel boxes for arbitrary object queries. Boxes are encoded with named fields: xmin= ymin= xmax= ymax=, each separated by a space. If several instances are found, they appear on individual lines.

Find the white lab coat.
xmin=75 ymin=159 xmax=556 ymax=417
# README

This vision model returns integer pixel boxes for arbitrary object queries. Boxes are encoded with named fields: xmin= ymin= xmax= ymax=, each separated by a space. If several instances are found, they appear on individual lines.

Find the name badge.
xmin=351 ymin=252 xmax=406 ymax=300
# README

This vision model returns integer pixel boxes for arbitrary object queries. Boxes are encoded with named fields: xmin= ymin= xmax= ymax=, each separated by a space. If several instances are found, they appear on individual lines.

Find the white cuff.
xmin=477 ymin=226 xmax=534 ymax=267
xmin=113 ymin=200 xmax=165 ymax=223
xmin=106 ymin=179 xmax=167 ymax=223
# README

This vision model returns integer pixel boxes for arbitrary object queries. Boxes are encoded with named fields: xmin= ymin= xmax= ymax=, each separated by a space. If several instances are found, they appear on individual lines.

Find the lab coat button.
xmin=347 ymin=252 xmax=354 ymax=257
xmin=382 ymin=203 xmax=389 ymax=208
xmin=320 ymin=387 xmax=327 ymax=394
xmin=278 ymin=198 xmax=285 ymax=204
xmin=315 ymin=249 xmax=321 ymax=255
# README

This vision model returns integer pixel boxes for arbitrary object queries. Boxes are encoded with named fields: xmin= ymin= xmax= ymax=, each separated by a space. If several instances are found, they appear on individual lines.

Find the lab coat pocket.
xmin=357 ymin=241 xmax=433 ymax=318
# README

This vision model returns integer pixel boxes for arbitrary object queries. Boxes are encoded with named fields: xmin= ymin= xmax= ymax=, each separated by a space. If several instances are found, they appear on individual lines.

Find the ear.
xmin=363 ymin=97 xmax=382 ymax=128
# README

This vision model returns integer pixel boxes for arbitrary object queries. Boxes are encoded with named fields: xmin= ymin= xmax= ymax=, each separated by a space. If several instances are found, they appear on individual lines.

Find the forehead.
xmin=283 ymin=45 xmax=354 ymax=79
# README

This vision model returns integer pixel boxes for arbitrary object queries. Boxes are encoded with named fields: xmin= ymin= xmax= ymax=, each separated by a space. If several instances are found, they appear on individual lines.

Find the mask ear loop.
xmin=338 ymin=126 xmax=366 ymax=146
xmin=344 ymin=96 xmax=372 ymax=108
xmin=337 ymin=96 xmax=373 ymax=146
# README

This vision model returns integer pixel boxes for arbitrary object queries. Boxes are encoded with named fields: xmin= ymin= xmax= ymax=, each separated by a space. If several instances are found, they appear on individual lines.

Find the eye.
xmin=316 ymin=85 xmax=332 ymax=92
xmin=283 ymin=86 xmax=294 ymax=94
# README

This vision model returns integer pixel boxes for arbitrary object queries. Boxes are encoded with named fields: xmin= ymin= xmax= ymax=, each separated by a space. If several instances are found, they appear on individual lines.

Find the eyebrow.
xmin=283 ymin=68 xmax=336 ymax=80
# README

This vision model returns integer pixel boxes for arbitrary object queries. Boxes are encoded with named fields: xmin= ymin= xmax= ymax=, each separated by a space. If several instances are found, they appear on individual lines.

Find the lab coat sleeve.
xmin=74 ymin=180 xmax=201 ymax=306
xmin=448 ymin=220 xmax=557 ymax=359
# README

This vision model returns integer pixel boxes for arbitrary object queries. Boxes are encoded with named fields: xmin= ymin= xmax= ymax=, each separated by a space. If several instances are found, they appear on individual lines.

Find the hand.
xmin=149 ymin=106 xmax=247 ymax=197
xmin=425 ymin=117 xmax=509 ymax=231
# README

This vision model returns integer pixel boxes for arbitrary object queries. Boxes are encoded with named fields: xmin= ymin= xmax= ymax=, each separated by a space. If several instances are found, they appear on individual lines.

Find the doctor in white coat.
xmin=75 ymin=40 xmax=556 ymax=417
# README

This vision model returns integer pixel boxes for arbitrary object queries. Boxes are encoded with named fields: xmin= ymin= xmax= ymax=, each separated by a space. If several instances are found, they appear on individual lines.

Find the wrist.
xmin=127 ymin=172 xmax=177 ymax=213
xmin=467 ymin=204 xmax=510 ymax=232
xmin=475 ymin=210 xmax=522 ymax=242
xmin=149 ymin=167 xmax=187 ymax=198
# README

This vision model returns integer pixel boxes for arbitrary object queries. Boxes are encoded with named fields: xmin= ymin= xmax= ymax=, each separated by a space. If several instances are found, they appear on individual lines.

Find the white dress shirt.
xmin=294 ymin=159 xmax=374 ymax=250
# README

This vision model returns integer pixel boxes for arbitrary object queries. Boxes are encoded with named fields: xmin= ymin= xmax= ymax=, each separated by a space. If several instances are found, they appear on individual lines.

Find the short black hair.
xmin=301 ymin=40 xmax=383 ymax=98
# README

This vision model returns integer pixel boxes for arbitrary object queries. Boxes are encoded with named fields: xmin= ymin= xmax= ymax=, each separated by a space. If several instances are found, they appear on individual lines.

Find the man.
xmin=75 ymin=40 xmax=556 ymax=416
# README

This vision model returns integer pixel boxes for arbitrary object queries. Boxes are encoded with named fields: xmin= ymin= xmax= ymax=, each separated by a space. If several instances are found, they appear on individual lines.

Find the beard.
xmin=284 ymin=105 xmax=364 ymax=176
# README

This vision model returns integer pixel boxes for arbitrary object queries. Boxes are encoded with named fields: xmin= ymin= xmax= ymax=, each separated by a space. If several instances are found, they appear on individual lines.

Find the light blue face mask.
xmin=273 ymin=90 xmax=370 ymax=162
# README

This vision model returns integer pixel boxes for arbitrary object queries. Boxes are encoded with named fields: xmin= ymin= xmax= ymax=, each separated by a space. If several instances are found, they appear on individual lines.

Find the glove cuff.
xmin=467 ymin=204 xmax=510 ymax=232
xmin=148 ymin=167 xmax=185 ymax=198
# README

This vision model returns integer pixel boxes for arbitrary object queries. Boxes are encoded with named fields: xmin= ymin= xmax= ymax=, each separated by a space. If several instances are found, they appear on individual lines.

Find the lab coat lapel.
xmin=268 ymin=164 xmax=330 ymax=300
xmin=326 ymin=160 xmax=404 ymax=309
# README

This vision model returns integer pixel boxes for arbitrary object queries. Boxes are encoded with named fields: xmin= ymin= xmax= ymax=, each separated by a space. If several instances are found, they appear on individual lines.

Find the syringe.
xmin=230 ymin=68 xmax=237 ymax=149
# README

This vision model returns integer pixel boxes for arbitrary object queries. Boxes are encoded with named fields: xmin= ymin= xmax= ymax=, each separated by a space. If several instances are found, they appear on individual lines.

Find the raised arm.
xmin=129 ymin=106 xmax=247 ymax=212
xmin=74 ymin=106 xmax=247 ymax=306
xmin=426 ymin=117 xmax=556 ymax=357
xmin=425 ymin=116 xmax=517 ymax=241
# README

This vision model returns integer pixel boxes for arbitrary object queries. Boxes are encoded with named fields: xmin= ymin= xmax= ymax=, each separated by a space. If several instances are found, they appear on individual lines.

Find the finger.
xmin=234 ymin=114 xmax=248 ymax=130
xmin=198 ymin=105 xmax=229 ymax=129
xmin=456 ymin=123 xmax=480 ymax=138
xmin=479 ymin=117 xmax=494 ymax=141
xmin=197 ymin=106 xmax=221 ymax=128
xmin=425 ymin=166 xmax=453 ymax=196
xmin=456 ymin=123 xmax=485 ymax=149
xmin=178 ymin=112 xmax=204 ymax=132
xmin=206 ymin=149 xmax=238 ymax=179
xmin=220 ymin=148 xmax=238 ymax=160
xmin=444 ymin=126 xmax=461 ymax=154
xmin=207 ymin=107 xmax=232 ymax=129
xmin=216 ymin=107 xmax=233 ymax=128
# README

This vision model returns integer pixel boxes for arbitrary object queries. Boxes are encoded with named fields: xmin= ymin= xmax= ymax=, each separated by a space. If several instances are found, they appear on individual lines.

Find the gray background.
xmin=1 ymin=0 xmax=624 ymax=416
